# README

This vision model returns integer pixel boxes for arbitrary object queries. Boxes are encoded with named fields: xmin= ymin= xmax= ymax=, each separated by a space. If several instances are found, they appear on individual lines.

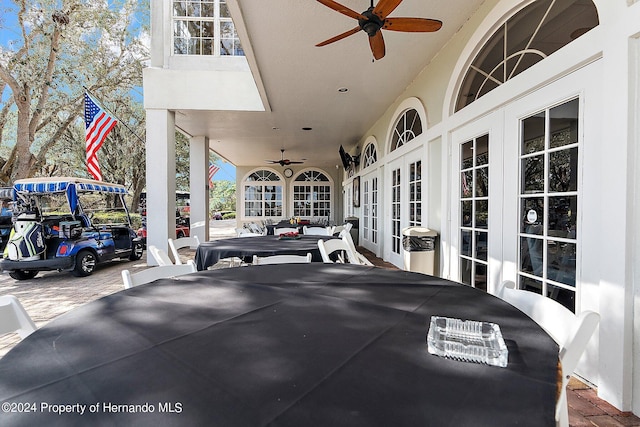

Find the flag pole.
xmin=83 ymin=86 xmax=146 ymax=145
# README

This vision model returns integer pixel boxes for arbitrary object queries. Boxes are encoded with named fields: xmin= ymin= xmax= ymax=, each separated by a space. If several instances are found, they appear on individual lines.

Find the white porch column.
xmin=596 ymin=2 xmax=638 ymax=411
xmin=189 ymin=136 xmax=210 ymax=243
xmin=145 ymin=109 xmax=176 ymax=266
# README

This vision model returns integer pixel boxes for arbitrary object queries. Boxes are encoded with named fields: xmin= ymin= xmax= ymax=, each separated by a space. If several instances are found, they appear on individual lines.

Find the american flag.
xmin=209 ymin=162 xmax=220 ymax=188
xmin=84 ymin=92 xmax=117 ymax=181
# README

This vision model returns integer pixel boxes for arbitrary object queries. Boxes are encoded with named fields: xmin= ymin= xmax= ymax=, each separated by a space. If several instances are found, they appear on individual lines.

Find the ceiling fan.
xmin=266 ymin=149 xmax=305 ymax=166
xmin=315 ymin=0 xmax=442 ymax=60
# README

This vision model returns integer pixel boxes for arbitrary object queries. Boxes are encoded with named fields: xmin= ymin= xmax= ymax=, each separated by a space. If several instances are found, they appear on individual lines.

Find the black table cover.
xmin=195 ymin=235 xmax=335 ymax=270
xmin=0 ymin=264 xmax=558 ymax=426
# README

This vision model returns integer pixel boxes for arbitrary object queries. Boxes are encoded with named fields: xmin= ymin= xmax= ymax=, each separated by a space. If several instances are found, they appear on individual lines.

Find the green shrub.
xmin=91 ymin=212 xmax=142 ymax=229
xmin=222 ymin=212 xmax=236 ymax=219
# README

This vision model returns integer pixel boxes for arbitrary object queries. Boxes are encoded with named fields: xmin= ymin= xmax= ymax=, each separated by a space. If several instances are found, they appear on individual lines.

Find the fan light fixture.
xmin=316 ymin=0 xmax=442 ymax=60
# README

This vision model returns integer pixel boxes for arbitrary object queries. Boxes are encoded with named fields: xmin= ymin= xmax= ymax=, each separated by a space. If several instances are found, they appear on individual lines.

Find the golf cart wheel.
xmin=72 ymin=250 xmax=97 ymax=277
xmin=129 ymin=241 xmax=144 ymax=261
xmin=9 ymin=269 xmax=39 ymax=280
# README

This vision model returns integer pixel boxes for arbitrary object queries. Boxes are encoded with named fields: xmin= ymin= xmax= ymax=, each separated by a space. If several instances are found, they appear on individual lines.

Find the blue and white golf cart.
xmin=0 ymin=177 xmax=144 ymax=280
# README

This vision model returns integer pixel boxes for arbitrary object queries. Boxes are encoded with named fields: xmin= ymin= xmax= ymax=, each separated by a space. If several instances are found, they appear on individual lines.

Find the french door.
xmin=361 ymin=170 xmax=379 ymax=254
xmin=386 ymin=149 xmax=423 ymax=267
xmin=450 ymin=112 xmax=502 ymax=293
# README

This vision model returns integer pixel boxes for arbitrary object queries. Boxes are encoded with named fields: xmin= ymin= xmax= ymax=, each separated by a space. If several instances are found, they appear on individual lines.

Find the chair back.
xmin=303 ymin=226 xmax=331 ymax=236
xmin=168 ymin=236 xmax=200 ymax=265
xmin=122 ymin=261 xmax=197 ymax=289
xmin=332 ymin=222 xmax=353 ymax=235
xmin=148 ymin=245 xmax=174 ymax=266
xmin=252 ymin=253 xmax=312 ymax=265
xmin=274 ymin=227 xmax=298 ymax=235
xmin=236 ymin=228 xmax=262 ymax=238
xmin=247 ymin=223 xmax=264 ymax=234
xmin=317 ymin=238 xmax=357 ymax=263
xmin=499 ymin=280 xmax=599 ymax=427
xmin=0 ymin=295 xmax=37 ymax=339
xmin=339 ymin=230 xmax=373 ymax=266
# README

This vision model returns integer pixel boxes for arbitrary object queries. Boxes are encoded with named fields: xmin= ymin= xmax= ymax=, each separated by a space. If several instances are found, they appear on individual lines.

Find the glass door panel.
xmin=459 ymin=134 xmax=489 ymax=291
xmin=518 ymin=98 xmax=579 ymax=312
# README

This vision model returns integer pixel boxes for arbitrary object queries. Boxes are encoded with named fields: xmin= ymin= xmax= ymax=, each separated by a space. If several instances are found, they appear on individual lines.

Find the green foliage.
xmin=210 ymin=180 xmax=236 ymax=211
xmin=222 ymin=212 xmax=236 ymax=220
xmin=0 ymin=0 xmax=150 ymax=181
xmin=175 ymin=133 xmax=190 ymax=191
xmin=90 ymin=211 xmax=142 ymax=229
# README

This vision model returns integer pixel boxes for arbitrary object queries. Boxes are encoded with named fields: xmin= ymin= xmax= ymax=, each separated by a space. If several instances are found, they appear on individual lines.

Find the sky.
xmin=211 ymin=159 xmax=235 ymax=183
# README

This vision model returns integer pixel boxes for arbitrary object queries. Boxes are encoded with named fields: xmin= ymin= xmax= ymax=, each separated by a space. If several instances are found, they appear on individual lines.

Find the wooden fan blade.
xmin=383 ymin=17 xmax=443 ymax=32
xmin=373 ymin=0 xmax=403 ymax=19
xmin=369 ymin=31 xmax=386 ymax=60
xmin=316 ymin=26 xmax=362 ymax=47
xmin=316 ymin=0 xmax=367 ymax=21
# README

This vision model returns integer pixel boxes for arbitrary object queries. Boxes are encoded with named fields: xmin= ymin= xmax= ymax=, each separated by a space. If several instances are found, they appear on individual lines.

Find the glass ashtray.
xmin=426 ymin=316 xmax=508 ymax=367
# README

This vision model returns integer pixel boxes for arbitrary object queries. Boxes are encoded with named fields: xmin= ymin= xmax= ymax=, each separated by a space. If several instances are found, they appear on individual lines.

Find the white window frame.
xmin=172 ymin=0 xmax=243 ymax=56
xmin=517 ymin=97 xmax=581 ymax=312
xmin=459 ymin=134 xmax=490 ymax=291
xmin=290 ymin=169 xmax=333 ymax=221
xmin=241 ymin=168 xmax=285 ymax=221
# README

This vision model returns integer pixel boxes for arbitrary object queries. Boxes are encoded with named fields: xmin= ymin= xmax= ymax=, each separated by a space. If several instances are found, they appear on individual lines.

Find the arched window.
xmin=390 ymin=108 xmax=422 ymax=152
xmin=293 ymin=170 xmax=332 ymax=218
xmin=455 ymin=0 xmax=599 ymax=111
xmin=242 ymin=169 xmax=283 ymax=218
xmin=363 ymin=142 xmax=377 ymax=168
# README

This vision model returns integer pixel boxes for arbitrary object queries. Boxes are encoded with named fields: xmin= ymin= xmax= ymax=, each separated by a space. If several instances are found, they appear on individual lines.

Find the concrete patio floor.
xmin=0 ymin=220 xmax=638 ymax=426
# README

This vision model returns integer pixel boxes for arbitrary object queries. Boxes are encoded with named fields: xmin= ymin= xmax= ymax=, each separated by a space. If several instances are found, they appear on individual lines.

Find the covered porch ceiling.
xmin=173 ymin=0 xmax=485 ymax=168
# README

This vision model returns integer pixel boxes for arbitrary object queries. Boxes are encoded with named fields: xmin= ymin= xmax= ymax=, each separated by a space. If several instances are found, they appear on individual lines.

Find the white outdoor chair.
xmin=0 ymin=295 xmax=37 ymax=339
xmin=332 ymin=222 xmax=353 ymax=235
xmin=122 ymin=261 xmax=197 ymax=289
xmin=303 ymin=226 xmax=332 ymax=236
xmin=236 ymin=228 xmax=262 ymax=238
xmin=148 ymin=244 xmax=174 ymax=266
xmin=274 ymin=227 xmax=299 ymax=235
xmin=168 ymin=236 xmax=200 ymax=265
xmin=499 ymin=280 xmax=600 ymax=427
xmin=252 ymin=253 xmax=312 ymax=265
xmin=317 ymin=238 xmax=358 ymax=264
xmin=247 ymin=223 xmax=264 ymax=235
xmin=339 ymin=230 xmax=373 ymax=266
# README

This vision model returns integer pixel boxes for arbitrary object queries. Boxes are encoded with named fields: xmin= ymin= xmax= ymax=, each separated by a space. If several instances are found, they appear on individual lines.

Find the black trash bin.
xmin=345 ymin=217 xmax=359 ymax=246
xmin=402 ymin=227 xmax=437 ymax=275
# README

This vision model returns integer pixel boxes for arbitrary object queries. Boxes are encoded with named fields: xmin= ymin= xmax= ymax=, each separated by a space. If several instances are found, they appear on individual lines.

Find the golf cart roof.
xmin=0 ymin=187 xmax=14 ymax=200
xmin=13 ymin=177 xmax=128 ymax=195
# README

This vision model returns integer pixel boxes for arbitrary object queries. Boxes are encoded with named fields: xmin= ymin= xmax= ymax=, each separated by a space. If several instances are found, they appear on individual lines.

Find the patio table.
xmin=194 ymin=234 xmax=336 ymax=270
xmin=0 ymin=263 xmax=558 ymax=426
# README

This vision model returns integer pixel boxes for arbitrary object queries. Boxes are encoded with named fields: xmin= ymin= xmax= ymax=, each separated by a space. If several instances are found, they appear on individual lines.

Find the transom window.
xmin=390 ymin=109 xmax=422 ymax=152
xmin=456 ymin=0 xmax=598 ymax=111
xmin=243 ymin=170 xmax=283 ymax=218
xmin=293 ymin=171 xmax=331 ymax=218
xmin=518 ymin=98 xmax=579 ymax=312
xmin=363 ymin=143 xmax=377 ymax=168
xmin=172 ymin=0 xmax=244 ymax=56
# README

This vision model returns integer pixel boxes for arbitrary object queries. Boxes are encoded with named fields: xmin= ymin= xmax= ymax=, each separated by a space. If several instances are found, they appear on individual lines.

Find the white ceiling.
xmin=174 ymin=0 xmax=485 ymax=168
